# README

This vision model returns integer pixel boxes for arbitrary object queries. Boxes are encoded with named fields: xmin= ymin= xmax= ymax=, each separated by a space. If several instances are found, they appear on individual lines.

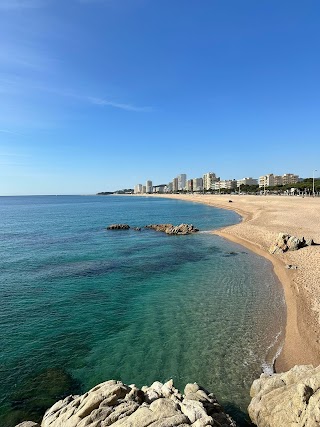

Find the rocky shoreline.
xmin=107 ymin=223 xmax=199 ymax=235
xmin=15 ymin=364 xmax=320 ymax=427
xmin=16 ymin=380 xmax=236 ymax=427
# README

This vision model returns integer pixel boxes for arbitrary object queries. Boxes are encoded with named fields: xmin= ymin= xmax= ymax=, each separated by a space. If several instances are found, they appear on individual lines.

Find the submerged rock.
xmin=107 ymin=224 xmax=130 ymax=230
xmin=248 ymin=364 xmax=320 ymax=427
xmin=146 ymin=224 xmax=199 ymax=235
xmin=18 ymin=379 xmax=236 ymax=427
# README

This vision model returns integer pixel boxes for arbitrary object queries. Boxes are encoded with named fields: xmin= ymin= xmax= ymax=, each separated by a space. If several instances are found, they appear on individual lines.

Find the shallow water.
xmin=0 ymin=195 xmax=285 ymax=426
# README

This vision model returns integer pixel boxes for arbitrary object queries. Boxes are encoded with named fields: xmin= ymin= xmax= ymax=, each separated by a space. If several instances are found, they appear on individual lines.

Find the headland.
xmin=139 ymin=193 xmax=320 ymax=372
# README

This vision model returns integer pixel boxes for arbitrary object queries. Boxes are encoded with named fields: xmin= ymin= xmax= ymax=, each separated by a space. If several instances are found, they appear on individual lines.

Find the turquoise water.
xmin=0 ymin=195 xmax=285 ymax=426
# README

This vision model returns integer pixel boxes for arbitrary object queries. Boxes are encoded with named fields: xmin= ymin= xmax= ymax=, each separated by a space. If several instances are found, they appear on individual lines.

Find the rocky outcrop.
xmin=15 ymin=423 xmax=40 ymax=427
xmin=107 ymin=224 xmax=130 ymax=230
xmin=146 ymin=224 xmax=199 ymax=235
xmin=248 ymin=364 xmax=320 ymax=427
xmin=17 ymin=380 xmax=236 ymax=427
xmin=269 ymin=233 xmax=314 ymax=254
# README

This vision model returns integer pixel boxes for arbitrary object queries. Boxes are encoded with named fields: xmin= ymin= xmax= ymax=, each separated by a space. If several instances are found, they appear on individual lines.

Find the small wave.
xmin=261 ymin=330 xmax=284 ymax=375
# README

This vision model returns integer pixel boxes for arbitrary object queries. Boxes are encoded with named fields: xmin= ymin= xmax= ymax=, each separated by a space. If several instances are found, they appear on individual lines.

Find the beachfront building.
xmin=177 ymin=174 xmax=187 ymax=191
xmin=203 ymin=172 xmax=219 ymax=190
xmin=167 ymin=182 xmax=173 ymax=193
xmin=134 ymin=184 xmax=143 ymax=194
xmin=172 ymin=177 xmax=179 ymax=192
xmin=153 ymin=184 xmax=167 ymax=193
xmin=282 ymin=173 xmax=299 ymax=185
xmin=192 ymin=178 xmax=203 ymax=192
xmin=259 ymin=174 xmax=275 ymax=188
xmin=213 ymin=180 xmax=237 ymax=191
xmin=187 ymin=179 xmax=193 ymax=192
xmin=237 ymin=177 xmax=258 ymax=187
xmin=146 ymin=180 xmax=153 ymax=193
xmin=142 ymin=186 xmax=146 ymax=193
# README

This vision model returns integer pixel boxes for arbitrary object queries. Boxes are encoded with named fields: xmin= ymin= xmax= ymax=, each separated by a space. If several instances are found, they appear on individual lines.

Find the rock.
xmin=286 ymin=264 xmax=298 ymax=270
xmin=269 ymin=232 xmax=313 ymax=254
xmin=107 ymin=224 xmax=130 ymax=230
xmin=28 ymin=379 xmax=236 ymax=427
xmin=146 ymin=224 xmax=199 ymax=235
xmin=248 ymin=364 xmax=320 ymax=427
xmin=15 ymin=423 xmax=40 ymax=427
xmin=133 ymin=227 xmax=141 ymax=231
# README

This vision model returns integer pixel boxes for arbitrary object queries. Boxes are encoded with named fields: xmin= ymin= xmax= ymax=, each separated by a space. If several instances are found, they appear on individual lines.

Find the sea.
xmin=0 ymin=195 xmax=286 ymax=426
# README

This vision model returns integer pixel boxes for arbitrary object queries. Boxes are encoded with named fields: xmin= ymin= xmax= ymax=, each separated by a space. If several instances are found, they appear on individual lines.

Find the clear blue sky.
xmin=1 ymin=0 xmax=319 ymax=195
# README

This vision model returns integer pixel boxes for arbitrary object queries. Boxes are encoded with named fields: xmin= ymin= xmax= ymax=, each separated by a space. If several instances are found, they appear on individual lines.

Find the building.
xmin=167 ymin=182 xmax=173 ymax=192
xmin=282 ymin=173 xmax=299 ymax=185
xmin=203 ymin=172 xmax=219 ymax=190
xmin=237 ymin=177 xmax=258 ymax=187
xmin=153 ymin=184 xmax=167 ymax=193
xmin=259 ymin=174 xmax=275 ymax=188
xmin=192 ymin=178 xmax=203 ymax=192
xmin=213 ymin=180 xmax=237 ymax=190
xmin=259 ymin=173 xmax=299 ymax=188
xmin=172 ymin=177 xmax=179 ymax=192
xmin=177 ymin=174 xmax=187 ymax=191
xmin=134 ymin=184 xmax=143 ymax=194
xmin=142 ymin=186 xmax=146 ymax=193
xmin=187 ymin=179 xmax=193 ymax=192
xmin=146 ymin=180 xmax=153 ymax=193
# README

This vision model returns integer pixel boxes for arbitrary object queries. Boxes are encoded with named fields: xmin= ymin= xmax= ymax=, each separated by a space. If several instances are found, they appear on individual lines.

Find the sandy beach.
xmin=145 ymin=194 xmax=320 ymax=372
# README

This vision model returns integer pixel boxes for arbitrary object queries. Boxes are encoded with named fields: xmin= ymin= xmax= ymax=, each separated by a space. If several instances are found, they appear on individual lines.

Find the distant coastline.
xmin=135 ymin=193 xmax=320 ymax=372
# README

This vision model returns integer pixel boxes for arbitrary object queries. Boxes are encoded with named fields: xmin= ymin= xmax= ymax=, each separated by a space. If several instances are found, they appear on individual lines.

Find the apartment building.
xmin=177 ymin=174 xmax=187 ymax=191
xmin=192 ymin=178 xmax=203 ymax=192
xmin=237 ymin=177 xmax=258 ymax=187
xmin=146 ymin=180 xmax=153 ymax=193
xmin=203 ymin=172 xmax=219 ymax=190
xmin=134 ymin=184 xmax=143 ymax=194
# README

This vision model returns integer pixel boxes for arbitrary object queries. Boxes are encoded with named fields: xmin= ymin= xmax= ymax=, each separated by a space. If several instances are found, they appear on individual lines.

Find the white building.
xmin=213 ymin=180 xmax=237 ymax=190
xmin=172 ymin=177 xmax=179 ymax=192
xmin=177 ymin=174 xmax=187 ymax=191
xmin=237 ymin=177 xmax=258 ymax=187
xmin=142 ymin=186 xmax=146 ymax=193
xmin=134 ymin=184 xmax=143 ymax=194
xmin=203 ymin=172 xmax=219 ymax=190
xmin=259 ymin=174 xmax=275 ymax=188
xmin=187 ymin=179 xmax=193 ymax=192
xmin=192 ymin=178 xmax=203 ymax=192
xmin=146 ymin=180 xmax=153 ymax=193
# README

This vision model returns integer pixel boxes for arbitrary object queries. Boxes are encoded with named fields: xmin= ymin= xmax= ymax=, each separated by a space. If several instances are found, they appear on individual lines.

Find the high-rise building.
xmin=146 ymin=180 xmax=153 ymax=193
xmin=172 ymin=177 xmax=179 ymax=192
xmin=167 ymin=182 xmax=173 ymax=192
xmin=134 ymin=184 xmax=143 ymax=194
xmin=142 ymin=186 xmax=146 ymax=193
xmin=187 ymin=179 xmax=193 ymax=192
xmin=192 ymin=178 xmax=203 ymax=192
xmin=203 ymin=172 xmax=219 ymax=190
xmin=177 ymin=174 xmax=187 ymax=191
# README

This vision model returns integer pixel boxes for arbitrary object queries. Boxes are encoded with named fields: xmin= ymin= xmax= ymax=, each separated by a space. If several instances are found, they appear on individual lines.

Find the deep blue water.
xmin=0 ymin=195 xmax=285 ymax=426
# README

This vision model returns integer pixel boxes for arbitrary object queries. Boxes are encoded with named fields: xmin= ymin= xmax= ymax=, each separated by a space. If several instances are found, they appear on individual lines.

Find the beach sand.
xmin=146 ymin=194 xmax=320 ymax=372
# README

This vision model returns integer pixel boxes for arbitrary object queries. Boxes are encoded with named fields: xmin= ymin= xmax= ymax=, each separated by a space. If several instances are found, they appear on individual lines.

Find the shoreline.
xmin=136 ymin=193 xmax=320 ymax=372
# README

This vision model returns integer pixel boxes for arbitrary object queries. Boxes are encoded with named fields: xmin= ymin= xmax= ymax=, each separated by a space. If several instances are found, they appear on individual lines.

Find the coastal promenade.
xmin=144 ymin=194 xmax=320 ymax=372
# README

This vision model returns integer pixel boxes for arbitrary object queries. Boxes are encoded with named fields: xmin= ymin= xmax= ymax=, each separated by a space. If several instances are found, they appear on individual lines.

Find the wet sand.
xmin=146 ymin=194 xmax=320 ymax=372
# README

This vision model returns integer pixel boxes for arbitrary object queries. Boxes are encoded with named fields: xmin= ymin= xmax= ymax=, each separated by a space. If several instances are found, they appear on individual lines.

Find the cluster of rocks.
xmin=16 ymin=380 xmax=236 ymax=427
xmin=248 ymin=364 xmax=320 ymax=427
xmin=107 ymin=224 xmax=130 ymax=230
xmin=145 ymin=224 xmax=199 ymax=235
xmin=269 ymin=233 xmax=314 ymax=254
xmin=106 ymin=224 xmax=199 ymax=235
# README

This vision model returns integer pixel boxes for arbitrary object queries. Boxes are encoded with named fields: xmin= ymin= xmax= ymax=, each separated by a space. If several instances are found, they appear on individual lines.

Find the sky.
xmin=0 ymin=0 xmax=320 ymax=195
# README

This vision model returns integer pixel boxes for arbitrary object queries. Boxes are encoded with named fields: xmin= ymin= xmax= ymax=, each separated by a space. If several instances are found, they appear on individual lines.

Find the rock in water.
xmin=107 ymin=224 xmax=130 ymax=230
xmin=19 ymin=379 xmax=236 ymax=427
xmin=248 ymin=364 xmax=320 ymax=426
xmin=146 ymin=224 xmax=199 ymax=235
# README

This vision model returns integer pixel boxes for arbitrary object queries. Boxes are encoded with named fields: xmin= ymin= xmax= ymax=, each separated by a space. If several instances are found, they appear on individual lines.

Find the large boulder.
xmin=28 ymin=379 xmax=237 ymax=427
xmin=248 ymin=364 xmax=320 ymax=427
xmin=269 ymin=233 xmax=313 ymax=254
